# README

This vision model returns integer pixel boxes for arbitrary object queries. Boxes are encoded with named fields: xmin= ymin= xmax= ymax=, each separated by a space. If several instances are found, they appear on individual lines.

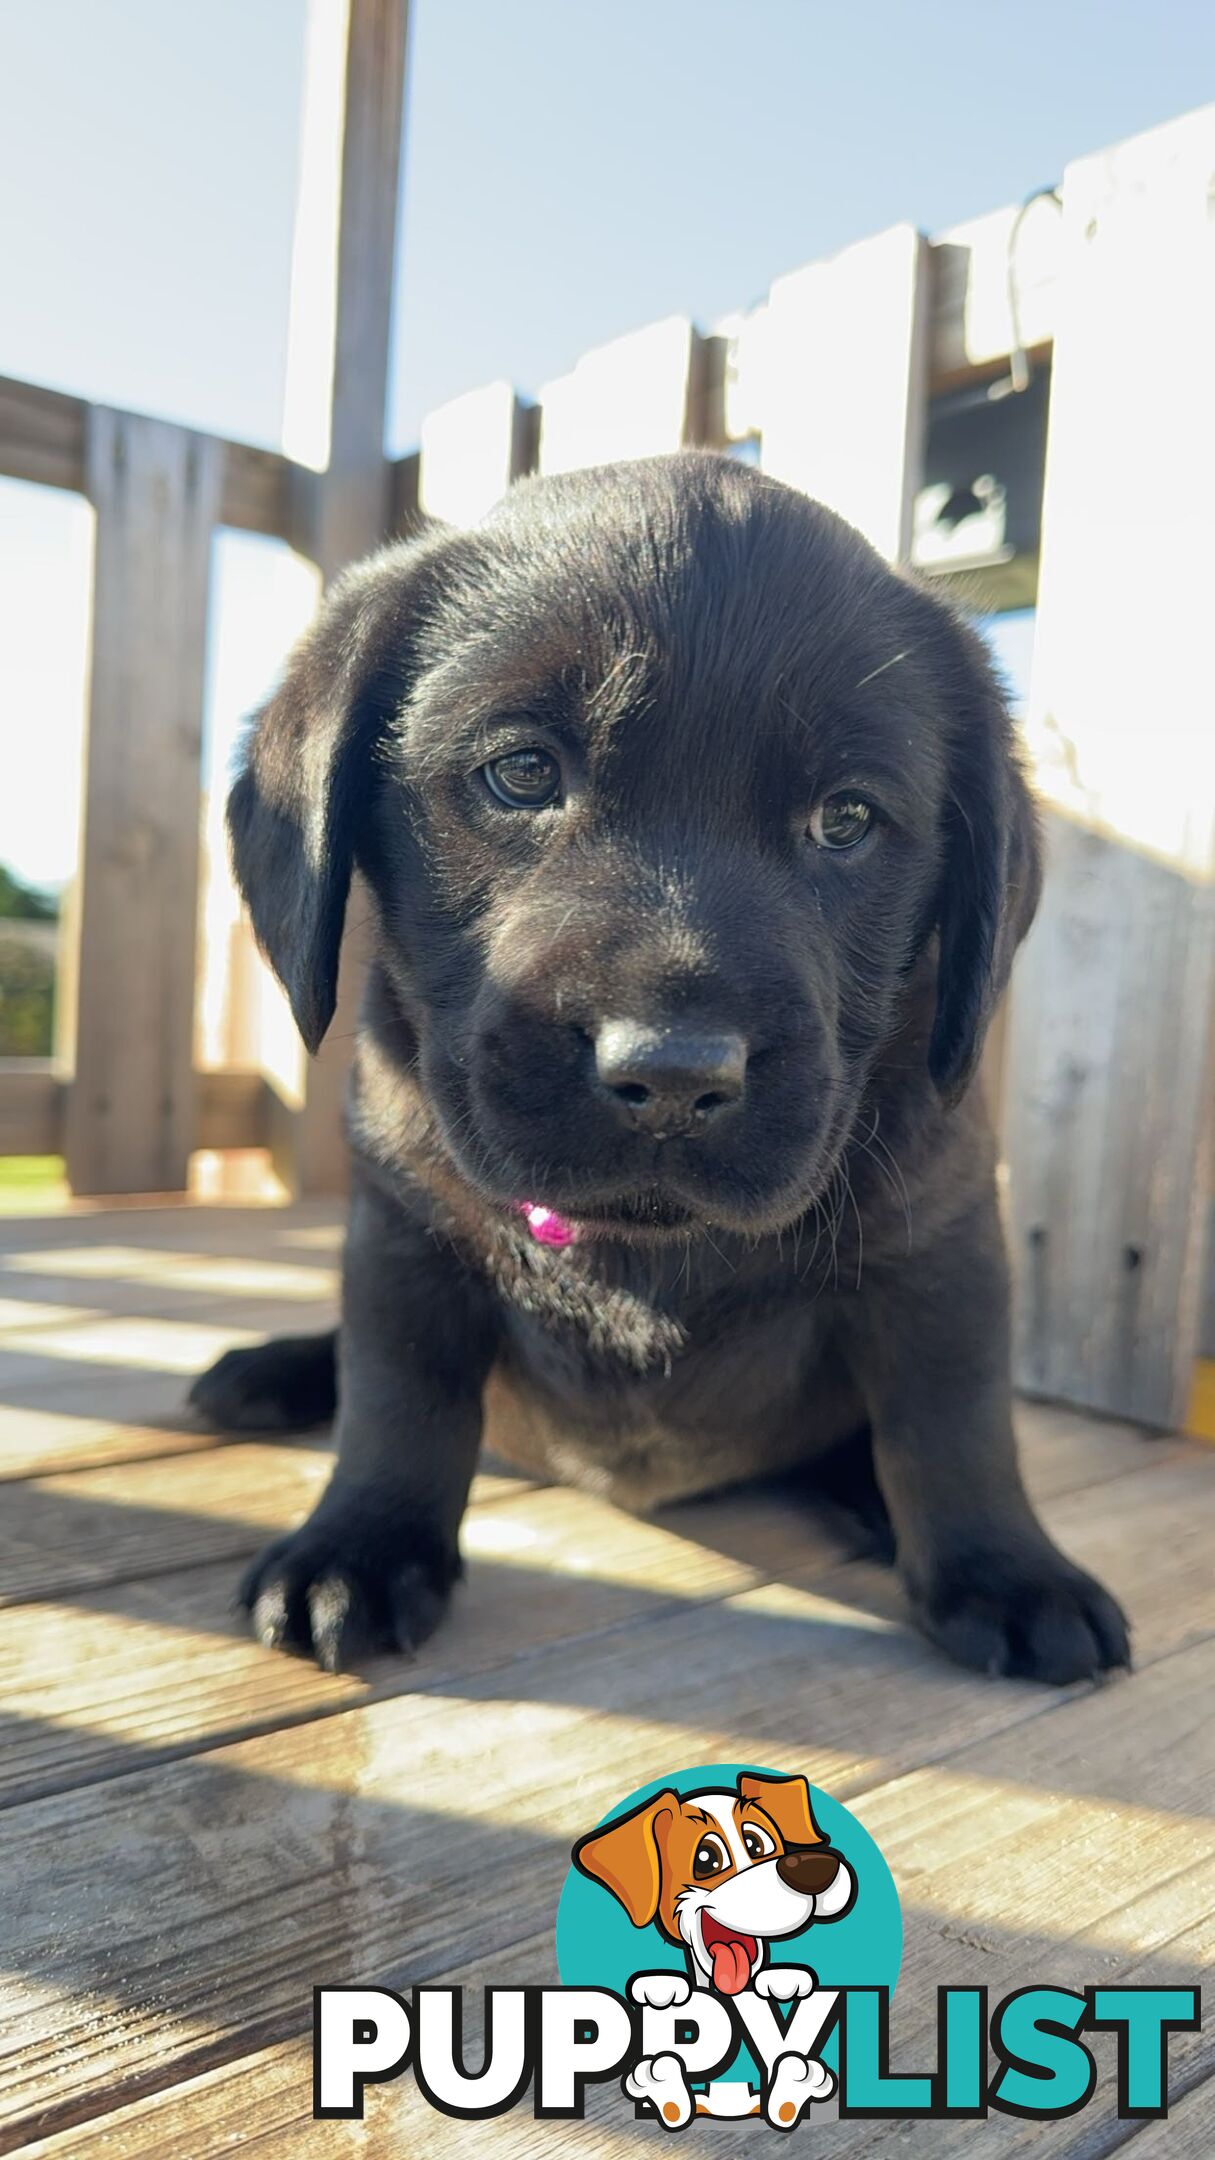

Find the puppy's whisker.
xmin=852 ymin=648 xmax=913 ymax=691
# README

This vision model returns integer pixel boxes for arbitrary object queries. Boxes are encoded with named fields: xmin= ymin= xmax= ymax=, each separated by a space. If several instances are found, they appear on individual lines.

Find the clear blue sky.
xmin=0 ymin=0 xmax=1211 ymax=886
xmin=3 ymin=0 xmax=1213 ymax=452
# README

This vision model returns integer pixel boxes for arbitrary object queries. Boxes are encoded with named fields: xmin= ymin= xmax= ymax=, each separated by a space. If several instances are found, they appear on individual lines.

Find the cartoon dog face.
xmin=573 ymin=1772 xmax=854 ymax=1993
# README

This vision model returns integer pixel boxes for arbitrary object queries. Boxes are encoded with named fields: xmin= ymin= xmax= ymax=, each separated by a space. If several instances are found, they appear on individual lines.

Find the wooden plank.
xmin=61 ymin=410 xmax=222 ymax=1196
xmin=1006 ymin=816 xmax=1214 ymax=1426
xmin=1003 ymin=107 xmax=1215 ymax=1429
xmin=1106 ymin=2074 xmax=1215 ymax=2157
xmin=277 ymin=0 xmax=411 ymax=1200
xmin=418 ymin=381 xmax=529 ymax=525
xmin=1 ymin=1443 xmax=717 ymax=1618
xmin=0 ymin=1440 xmax=336 ymax=1606
xmin=0 ymin=1579 xmax=1208 ymax=2150
xmin=538 ymin=316 xmax=698 ymax=473
xmin=10 ymin=1939 xmax=546 ymax=2160
xmin=0 ymin=1409 xmax=234 ymax=1484
xmin=0 ymin=1440 xmax=1208 ymax=1820
xmin=0 ymin=1484 xmax=783 ymax=1811
xmin=760 ymin=222 xmax=930 ymax=562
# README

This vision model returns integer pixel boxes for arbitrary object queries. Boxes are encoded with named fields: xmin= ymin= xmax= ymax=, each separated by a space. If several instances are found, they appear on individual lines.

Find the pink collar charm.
xmin=515 ymin=1202 xmax=580 ymax=1247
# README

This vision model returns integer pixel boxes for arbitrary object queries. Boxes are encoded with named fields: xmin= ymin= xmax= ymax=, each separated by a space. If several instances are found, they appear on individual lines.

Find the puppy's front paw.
xmin=914 ymin=1547 xmax=1130 ymax=1685
xmin=238 ymin=1502 xmax=459 ymax=1672
xmin=753 ymin=1966 xmax=817 ymax=2002
xmin=624 ymin=2053 xmax=694 ymax=2130
xmin=766 ymin=2050 xmax=834 ymax=2127
xmin=629 ymin=1972 xmax=692 ymax=2010
xmin=190 ymin=1332 xmax=336 ymax=1433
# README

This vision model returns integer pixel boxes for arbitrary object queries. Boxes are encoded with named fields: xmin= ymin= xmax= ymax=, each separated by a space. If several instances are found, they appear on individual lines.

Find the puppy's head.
xmin=230 ymin=453 xmax=1038 ymax=1239
xmin=573 ymin=1772 xmax=854 ymax=1992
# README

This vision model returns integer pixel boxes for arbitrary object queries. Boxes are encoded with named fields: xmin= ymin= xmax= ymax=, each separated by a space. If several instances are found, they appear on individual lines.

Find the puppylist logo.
xmin=313 ymin=1762 xmax=1199 ymax=2130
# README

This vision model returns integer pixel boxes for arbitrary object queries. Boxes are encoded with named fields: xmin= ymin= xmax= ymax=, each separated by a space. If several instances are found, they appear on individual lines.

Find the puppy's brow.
xmin=684 ymin=1806 xmax=709 ymax=1826
xmin=584 ymin=646 xmax=653 ymax=723
xmin=853 ymin=648 xmax=913 ymax=691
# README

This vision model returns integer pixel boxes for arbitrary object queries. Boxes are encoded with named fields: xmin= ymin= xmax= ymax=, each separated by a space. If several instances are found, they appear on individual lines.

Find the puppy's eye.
xmin=808 ymin=794 xmax=874 ymax=850
xmin=482 ymin=748 xmax=561 ymax=809
xmin=742 ymin=1825 xmax=776 ymax=1860
xmin=693 ymin=1835 xmax=729 ymax=1880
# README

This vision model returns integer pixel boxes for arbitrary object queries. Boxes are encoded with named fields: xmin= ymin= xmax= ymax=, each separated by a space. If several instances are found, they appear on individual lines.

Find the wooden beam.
xmin=0 ymin=1065 xmax=277 ymax=1159
xmin=0 ymin=373 xmax=300 ymax=540
xmin=271 ymin=0 xmax=410 ymax=1198
xmin=1002 ymin=106 xmax=1215 ymax=1429
xmin=0 ymin=1063 xmax=62 ymax=1157
xmin=0 ymin=374 xmax=85 ymax=495
xmin=759 ymin=223 xmax=931 ymax=562
xmin=62 ymin=410 xmax=222 ymax=1195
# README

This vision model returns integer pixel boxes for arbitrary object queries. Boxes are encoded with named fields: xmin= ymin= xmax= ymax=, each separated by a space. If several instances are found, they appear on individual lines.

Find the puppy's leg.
xmin=239 ymin=1172 xmax=497 ymax=1671
xmin=190 ymin=1331 xmax=337 ymax=1433
xmin=842 ymin=1189 xmax=1130 ymax=1686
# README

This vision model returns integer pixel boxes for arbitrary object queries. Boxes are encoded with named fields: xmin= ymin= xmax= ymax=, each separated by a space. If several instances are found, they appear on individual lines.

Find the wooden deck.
xmin=0 ymin=1199 xmax=1211 ymax=2155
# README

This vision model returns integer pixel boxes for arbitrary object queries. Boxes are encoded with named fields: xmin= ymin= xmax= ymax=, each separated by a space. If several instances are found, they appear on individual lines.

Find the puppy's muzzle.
xmin=594 ymin=1020 xmax=747 ymax=1140
xmin=775 ymin=1847 xmax=844 ymax=1896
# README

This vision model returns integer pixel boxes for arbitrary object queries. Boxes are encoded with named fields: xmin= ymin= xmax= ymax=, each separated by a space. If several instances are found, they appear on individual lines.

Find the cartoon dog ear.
xmin=227 ymin=528 xmax=456 ymax=1055
xmin=919 ymin=598 xmax=1043 ymax=1106
xmin=738 ymin=1772 xmax=827 ymax=1848
xmin=572 ymin=1791 xmax=678 ymax=1928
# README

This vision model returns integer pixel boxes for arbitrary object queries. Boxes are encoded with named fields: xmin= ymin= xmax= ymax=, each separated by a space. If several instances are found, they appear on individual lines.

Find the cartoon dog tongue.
xmin=703 ymin=1921 xmax=759 ymax=1994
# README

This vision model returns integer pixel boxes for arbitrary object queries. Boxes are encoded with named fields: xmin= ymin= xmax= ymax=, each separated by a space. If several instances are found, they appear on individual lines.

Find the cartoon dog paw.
xmin=753 ymin=1965 xmax=818 ymax=2002
xmin=629 ymin=1971 xmax=692 ymax=2010
xmin=624 ymin=2051 xmax=695 ymax=2129
xmin=765 ymin=2050 xmax=835 ymax=2128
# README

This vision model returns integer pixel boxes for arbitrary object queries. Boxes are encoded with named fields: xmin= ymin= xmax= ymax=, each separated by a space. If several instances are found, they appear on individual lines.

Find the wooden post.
xmin=758 ymin=223 xmax=930 ymax=562
xmin=273 ymin=0 xmax=410 ymax=1195
xmin=1002 ymin=106 xmax=1215 ymax=1429
xmin=63 ymin=411 xmax=221 ymax=1194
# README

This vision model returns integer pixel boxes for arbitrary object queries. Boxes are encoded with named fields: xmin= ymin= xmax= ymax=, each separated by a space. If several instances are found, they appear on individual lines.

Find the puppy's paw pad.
xmin=753 ymin=1966 xmax=817 ymax=2002
xmin=920 ymin=1554 xmax=1131 ymax=1686
xmin=625 ymin=2053 xmax=693 ymax=2129
xmin=629 ymin=1973 xmax=692 ymax=2010
xmin=238 ymin=1515 xmax=458 ymax=1672
xmin=766 ymin=2051 xmax=834 ymax=2126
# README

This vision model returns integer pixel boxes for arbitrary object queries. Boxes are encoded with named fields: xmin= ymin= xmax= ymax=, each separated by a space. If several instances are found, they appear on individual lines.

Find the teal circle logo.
xmin=556 ymin=1762 xmax=901 ymax=2085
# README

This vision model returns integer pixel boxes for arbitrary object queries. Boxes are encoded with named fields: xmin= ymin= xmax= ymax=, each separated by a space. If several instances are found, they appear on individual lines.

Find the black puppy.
xmin=192 ymin=452 xmax=1129 ymax=1686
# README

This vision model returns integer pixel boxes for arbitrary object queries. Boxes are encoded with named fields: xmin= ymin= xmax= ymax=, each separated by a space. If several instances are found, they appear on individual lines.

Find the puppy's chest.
xmin=483 ymin=1262 xmax=857 ymax=1510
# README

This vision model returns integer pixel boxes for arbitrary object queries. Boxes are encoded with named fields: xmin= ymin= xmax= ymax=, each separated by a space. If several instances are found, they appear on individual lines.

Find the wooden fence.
xmin=0 ymin=0 xmax=1210 ymax=1432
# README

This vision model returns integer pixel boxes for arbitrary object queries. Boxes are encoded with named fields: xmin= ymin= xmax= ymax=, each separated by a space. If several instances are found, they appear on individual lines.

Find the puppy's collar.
xmin=514 ymin=1202 xmax=579 ymax=1247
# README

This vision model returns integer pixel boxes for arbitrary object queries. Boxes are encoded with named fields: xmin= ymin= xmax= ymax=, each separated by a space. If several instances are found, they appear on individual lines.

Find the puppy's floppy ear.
xmin=572 ymin=1790 xmax=677 ymax=1928
xmin=925 ymin=606 xmax=1043 ymax=1105
xmin=737 ymin=1771 xmax=826 ymax=1848
xmin=227 ymin=531 xmax=452 ymax=1054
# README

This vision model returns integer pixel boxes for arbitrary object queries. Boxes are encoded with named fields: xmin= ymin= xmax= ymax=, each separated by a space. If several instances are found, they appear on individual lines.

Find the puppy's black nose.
xmin=775 ymin=1847 xmax=842 ymax=1896
xmin=593 ymin=1020 xmax=747 ymax=1138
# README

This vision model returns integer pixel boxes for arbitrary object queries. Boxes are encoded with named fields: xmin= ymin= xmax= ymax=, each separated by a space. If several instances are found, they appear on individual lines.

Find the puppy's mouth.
xmin=513 ymin=1191 xmax=697 ymax=1244
xmin=699 ymin=1912 xmax=760 ymax=1995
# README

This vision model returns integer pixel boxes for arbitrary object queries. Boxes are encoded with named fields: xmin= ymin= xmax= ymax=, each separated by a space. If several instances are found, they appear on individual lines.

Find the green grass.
xmin=0 ymin=1155 xmax=66 ymax=1209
